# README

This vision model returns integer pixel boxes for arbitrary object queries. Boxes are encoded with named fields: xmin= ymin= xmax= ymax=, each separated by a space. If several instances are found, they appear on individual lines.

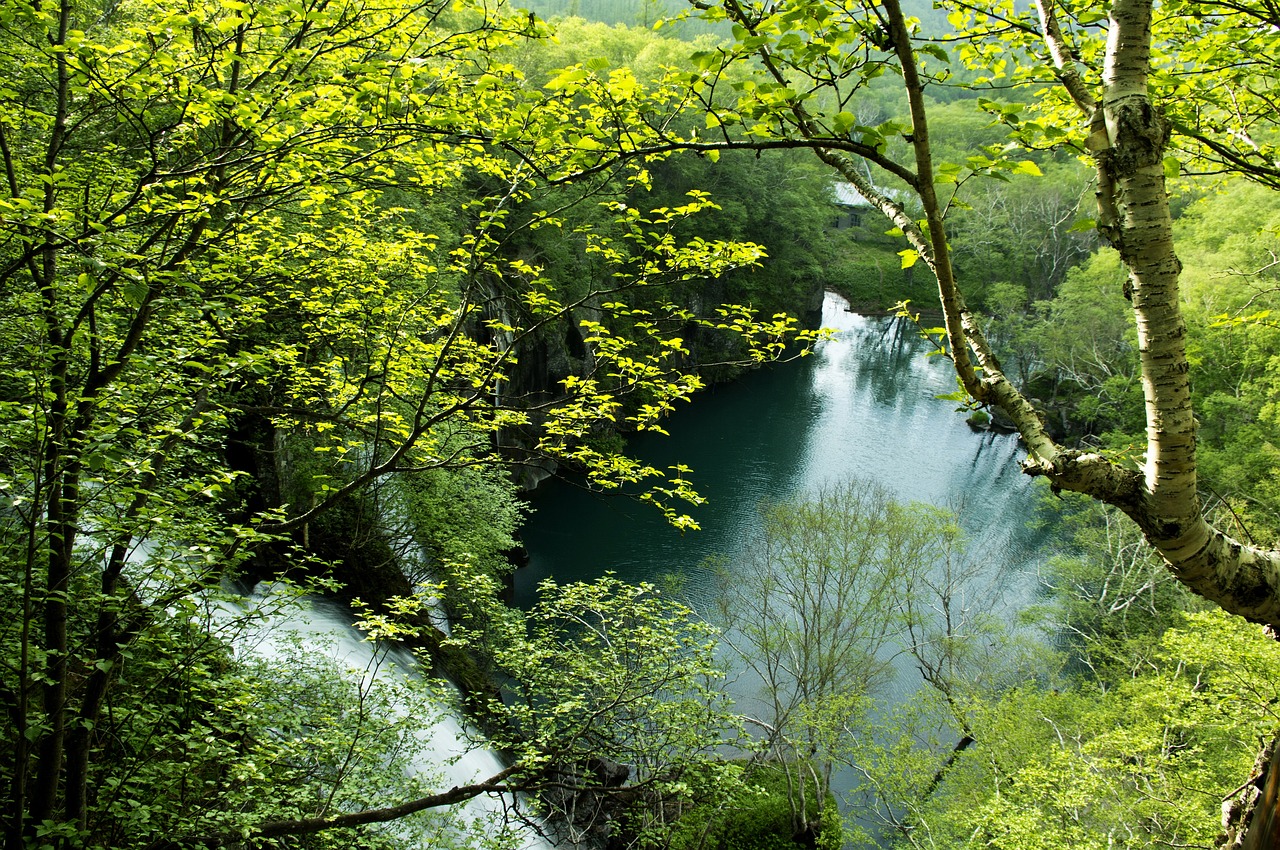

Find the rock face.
xmin=494 ymin=277 xmax=826 ymax=492
xmin=540 ymin=758 xmax=633 ymax=848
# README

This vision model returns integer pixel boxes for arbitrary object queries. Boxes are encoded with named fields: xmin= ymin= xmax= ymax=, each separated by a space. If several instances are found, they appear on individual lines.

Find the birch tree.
xmin=647 ymin=1 xmax=1280 ymax=840
xmin=670 ymin=0 xmax=1280 ymax=628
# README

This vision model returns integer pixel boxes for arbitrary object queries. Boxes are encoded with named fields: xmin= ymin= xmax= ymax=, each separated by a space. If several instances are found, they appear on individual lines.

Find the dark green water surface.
xmin=516 ymin=292 xmax=1055 ymax=619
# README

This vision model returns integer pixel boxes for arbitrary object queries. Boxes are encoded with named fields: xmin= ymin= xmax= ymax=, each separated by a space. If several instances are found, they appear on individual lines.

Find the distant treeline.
xmin=521 ymin=0 xmax=697 ymax=28
xmin=521 ymin=0 xmax=950 ymax=35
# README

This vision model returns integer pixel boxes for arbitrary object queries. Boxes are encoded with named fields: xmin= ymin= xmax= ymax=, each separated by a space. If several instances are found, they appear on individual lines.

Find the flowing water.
xmin=230 ymin=588 xmax=553 ymax=849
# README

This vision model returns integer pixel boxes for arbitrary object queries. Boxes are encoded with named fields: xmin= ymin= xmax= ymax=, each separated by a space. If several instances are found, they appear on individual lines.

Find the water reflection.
xmin=517 ymin=292 xmax=1054 ymax=613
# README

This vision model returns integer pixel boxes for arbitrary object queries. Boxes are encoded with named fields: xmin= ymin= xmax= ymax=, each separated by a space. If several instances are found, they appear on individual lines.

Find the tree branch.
xmin=160 ymin=764 xmax=525 ymax=848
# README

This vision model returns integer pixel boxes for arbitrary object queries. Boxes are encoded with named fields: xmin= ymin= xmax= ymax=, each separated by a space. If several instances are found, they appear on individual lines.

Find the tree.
xmin=1168 ymin=181 xmax=1280 ymax=539
xmin=656 ymin=0 xmax=1280 ymax=630
xmin=893 ymin=608 xmax=1280 ymax=850
xmin=1022 ymin=252 xmax=1143 ymax=438
xmin=946 ymin=164 xmax=1096 ymax=304
xmin=450 ymin=574 xmax=743 ymax=849
xmin=1038 ymin=497 xmax=1202 ymax=681
xmin=0 ymin=0 xmax=816 ymax=844
xmin=629 ymin=0 xmax=1280 ymax=839
xmin=712 ymin=482 xmax=958 ymax=843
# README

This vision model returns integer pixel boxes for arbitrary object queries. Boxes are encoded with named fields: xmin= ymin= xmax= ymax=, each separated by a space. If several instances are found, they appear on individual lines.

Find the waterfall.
xmin=228 ymin=586 xmax=556 ymax=849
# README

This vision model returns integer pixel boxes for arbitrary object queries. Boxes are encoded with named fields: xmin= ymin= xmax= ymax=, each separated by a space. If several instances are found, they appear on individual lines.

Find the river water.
xmin=516 ymin=292 xmax=1056 ymax=636
xmin=516 ymin=292 xmax=1062 ymax=835
xmin=229 ymin=588 xmax=554 ymax=849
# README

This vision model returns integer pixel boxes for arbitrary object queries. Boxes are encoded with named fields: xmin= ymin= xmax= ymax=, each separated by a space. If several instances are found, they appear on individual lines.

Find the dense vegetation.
xmin=0 ymin=0 xmax=829 ymax=845
xmin=4 ymin=0 xmax=1280 ymax=848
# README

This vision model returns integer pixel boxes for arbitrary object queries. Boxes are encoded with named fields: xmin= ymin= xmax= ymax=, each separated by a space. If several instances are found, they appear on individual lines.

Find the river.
xmin=515 ymin=291 xmax=1061 ymax=831
xmin=516 ymin=292 xmax=1055 ymax=627
xmin=229 ymin=587 xmax=554 ymax=849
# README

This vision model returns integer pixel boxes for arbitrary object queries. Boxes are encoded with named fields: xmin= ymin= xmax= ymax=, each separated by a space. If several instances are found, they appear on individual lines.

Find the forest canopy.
xmin=4 ymin=0 xmax=1280 ymax=848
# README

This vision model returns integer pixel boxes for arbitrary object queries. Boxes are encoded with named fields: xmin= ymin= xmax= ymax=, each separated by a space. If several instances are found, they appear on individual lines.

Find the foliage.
xmin=2 ymin=586 xmax=506 ymax=850
xmin=668 ymin=0 xmax=1280 ymax=631
xmin=211 ymin=603 xmax=507 ymax=850
xmin=445 ymin=573 xmax=743 ymax=849
xmin=522 ymin=0 xmax=724 ymax=35
xmin=659 ymin=0 xmax=1280 ymax=846
xmin=1018 ymin=252 xmax=1142 ymax=439
xmin=828 ymin=242 xmax=929 ymax=313
xmin=503 ymin=20 xmax=841 ymax=381
xmin=901 ymin=609 xmax=1280 ymax=850
xmin=11 ymin=0 xmax=1280 ymax=844
xmin=1175 ymin=182 xmax=1280 ymax=538
xmin=667 ymin=762 xmax=839 ymax=850
xmin=400 ymin=465 xmax=527 ymax=583
xmin=640 ymin=149 xmax=837 ymax=321
xmin=948 ymin=163 xmax=1096 ymax=305
xmin=1034 ymin=497 xmax=1204 ymax=681
xmin=712 ymin=483 xmax=1010 ymax=843
xmin=1022 ymin=177 xmax=1280 ymax=533
xmin=0 ymin=0 xmax=829 ymax=844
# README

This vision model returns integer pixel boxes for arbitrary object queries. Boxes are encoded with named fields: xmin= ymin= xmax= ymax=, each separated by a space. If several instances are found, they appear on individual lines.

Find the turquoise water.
xmin=516 ymin=292 xmax=1054 ymax=619
xmin=515 ymin=291 xmax=1060 ymax=836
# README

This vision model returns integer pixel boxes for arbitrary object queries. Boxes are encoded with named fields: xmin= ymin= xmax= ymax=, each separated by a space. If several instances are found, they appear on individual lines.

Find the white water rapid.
xmin=227 ymin=587 xmax=555 ymax=849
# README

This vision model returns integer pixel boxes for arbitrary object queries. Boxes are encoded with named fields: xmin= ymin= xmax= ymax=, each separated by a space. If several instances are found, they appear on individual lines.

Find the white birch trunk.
xmin=714 ymin=0 xmax=1280 ymax=626
xmin=903 ymin=0 xmax=1280 ymax=627
xmin=1050 ymin=0 xmax=1280 ymax=625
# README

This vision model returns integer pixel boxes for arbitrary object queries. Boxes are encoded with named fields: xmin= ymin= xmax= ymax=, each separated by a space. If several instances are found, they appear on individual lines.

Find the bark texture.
xmin=1220 ymin=730 xmax=1280 ymax=849
xmin=1021 ymin=0 xmax=1280 ymax=627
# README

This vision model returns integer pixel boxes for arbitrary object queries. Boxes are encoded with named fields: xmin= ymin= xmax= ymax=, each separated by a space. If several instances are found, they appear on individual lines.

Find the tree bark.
xmin=1023 ymin=0 xmax=1280 ymax=627
xmin=30 ymin=0 xmax=75 ymax=835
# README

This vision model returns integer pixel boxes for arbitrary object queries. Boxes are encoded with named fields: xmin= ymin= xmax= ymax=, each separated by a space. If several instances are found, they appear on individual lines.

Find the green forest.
xmin=4 ymin=0 xmax=1280 ymax=847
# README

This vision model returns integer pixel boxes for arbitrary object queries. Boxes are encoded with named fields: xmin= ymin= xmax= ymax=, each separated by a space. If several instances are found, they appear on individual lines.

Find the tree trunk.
xmin=1027 ymin=0 xmax=1280 ymax=627
xmin=1221 ymin=727 xmax=1280 ymax=848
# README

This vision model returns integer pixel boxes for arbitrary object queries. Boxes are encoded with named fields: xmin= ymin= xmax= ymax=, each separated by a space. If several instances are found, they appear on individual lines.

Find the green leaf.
xmin=919 ymin=44 xmax=950 ymax=64
xmin=832 ymin=110 xmax=857 ymax=135
xmin=545 ymin=67 xmax=589 ymax=90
